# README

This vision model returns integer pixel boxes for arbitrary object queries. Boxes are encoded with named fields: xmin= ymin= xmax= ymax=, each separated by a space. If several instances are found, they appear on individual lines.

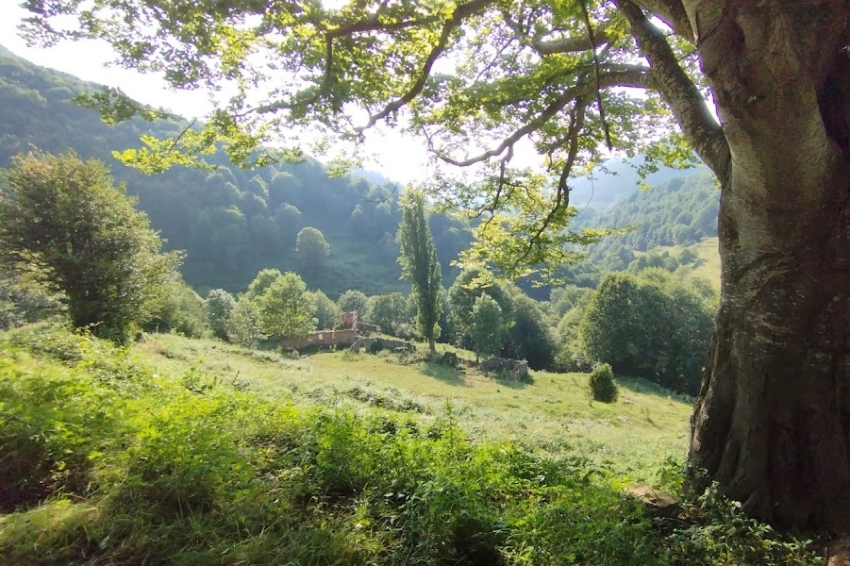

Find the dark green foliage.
xmin=144 ymin=275 xmax=210 ymax=338
xmin=367 ymin=292 xmax=409 ymax=336
xmin=205 ymin=289 xmax=236 ymax=340
xmin=449 ymin=269 xmax=515 ymax=333
xmin=312 ymin=289 xmax=340 ymax=330
xmin=0 ymin=268 xmax=64 ymax=329
xmin=398 ymin=191 xmax=442 ymax=350
xmin=0 ymin=151 xmax=182 ymax=341
xmin=589 ymin=363 xmax=619 ymax=403
xmin=580 ymin=271 xmax=714 ymax=395
xmin=502 ymin=292 xmax=557 ymax=370
xmin=295 ymin=226 xmax=330 ymax=274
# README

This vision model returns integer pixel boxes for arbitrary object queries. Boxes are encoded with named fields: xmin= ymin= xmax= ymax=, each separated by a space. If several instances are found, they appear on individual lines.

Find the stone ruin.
xmin=481 ymin=356 xmax=529 ymax=381
xmin=349 ymin=337 xmax=415 ymax=354
xmin=280 ymin=311 xmax=384 ymax=352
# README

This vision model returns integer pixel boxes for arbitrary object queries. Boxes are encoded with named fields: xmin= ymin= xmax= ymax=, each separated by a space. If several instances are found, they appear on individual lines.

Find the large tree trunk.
xmin=685 ymin=1 xmax=850 ymax=532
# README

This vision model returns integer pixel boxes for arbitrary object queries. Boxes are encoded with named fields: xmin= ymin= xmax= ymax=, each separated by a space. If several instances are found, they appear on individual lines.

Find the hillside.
xmin=0 ymin=324 xmax=820 ymax=565
xmin=0 ymin=46 xmax=472 ymax=297
xmin=559 ymin=172 xmax=721 ymax=287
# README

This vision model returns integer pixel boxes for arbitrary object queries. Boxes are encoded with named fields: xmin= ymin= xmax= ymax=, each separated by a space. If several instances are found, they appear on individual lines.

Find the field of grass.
xmin=134 ymin=334 xmax=692 ymax=484
xmin=0 ymin=325 xmax=822 ymax=565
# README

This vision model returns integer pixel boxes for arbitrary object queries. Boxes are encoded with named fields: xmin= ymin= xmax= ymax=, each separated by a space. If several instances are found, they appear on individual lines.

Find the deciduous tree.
xmin=295 ymin=227 xmax=330 ymax=274
xmin=0 ymin=151 xmax=181 ymax=341
xmin=257 ymin=272 xmax=317 ymax=341
xmin=469 ymin=293 xmax=507 ymax=362
xmin=399 ymin=191 xmax=442 ymax=351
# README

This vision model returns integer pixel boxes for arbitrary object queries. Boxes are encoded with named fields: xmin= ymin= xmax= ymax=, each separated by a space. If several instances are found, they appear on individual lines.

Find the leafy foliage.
xmin=0 ymin=151 xmax=182 ymax=341
xmin=580 ymin=270 xmax=714 ymax=395
xmin=312 ymin=289 xmax=340 ymax=330
xmin=225 ymin=298 xmax=265 ymax=348
xmin=295 ymin=226 xmax=330 ymax=274
xmin=367 ymin=292 xmax=409 ymax=337
xmin=205 ymin=289 xmax=236 ymax=340
xmin=337 ymin=289 xmax=369 ymax=317
xmin=0 ymin=49 xmax=473 ymax=297
xmin=469 ymin=294 xmax=507 ymax=360
xmin=256 ymin=272 xmax=317 ymax=340
xmin=0 ymin=325 xmax=822 ymax=566
xmin=589 ymin=363 xmax=618 ymax=403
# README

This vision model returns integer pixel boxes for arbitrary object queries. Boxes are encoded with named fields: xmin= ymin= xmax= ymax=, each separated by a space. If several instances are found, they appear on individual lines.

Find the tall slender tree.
xmin=398 ymin=191 xmax=442 ymax=352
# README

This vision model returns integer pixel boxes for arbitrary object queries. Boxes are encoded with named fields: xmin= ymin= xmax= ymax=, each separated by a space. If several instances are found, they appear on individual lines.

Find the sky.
xmin=0 ymin=1 xmax=432 ymax=183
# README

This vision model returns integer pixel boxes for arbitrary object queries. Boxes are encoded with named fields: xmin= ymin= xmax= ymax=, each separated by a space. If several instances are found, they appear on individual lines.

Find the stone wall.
xmin=281 ymin=328 xmax=358 ymax=350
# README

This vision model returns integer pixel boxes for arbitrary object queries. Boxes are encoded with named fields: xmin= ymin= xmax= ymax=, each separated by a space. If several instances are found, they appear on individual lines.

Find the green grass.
xmin=682 ymin=237 xmax=721 ymax=290
xmin=0 ymin=325 xmax=822 ymax=565
xmin=133 ymin=333 xmax=692 ymax=483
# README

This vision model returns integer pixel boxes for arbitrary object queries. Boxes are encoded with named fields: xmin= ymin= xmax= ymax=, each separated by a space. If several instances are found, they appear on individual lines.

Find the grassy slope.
xmin=685 ymin=237 xmax=722 ymax=290
xmin=134 ymin=334 xmax=692 ymax=483
xmin=655 ymin=236 xmax=721 ymax=291
xmin=0 ymin=326 xmax=821 ymax=565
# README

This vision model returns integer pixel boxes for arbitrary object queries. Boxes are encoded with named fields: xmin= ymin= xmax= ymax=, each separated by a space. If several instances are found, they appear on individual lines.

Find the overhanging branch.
xmin=432 ymin=67 xmax=654 ymax=167
xmin=617 ymin=0 xmax=730 ymax=178
xmin=633 ymin=0 xmax=693 ymax=40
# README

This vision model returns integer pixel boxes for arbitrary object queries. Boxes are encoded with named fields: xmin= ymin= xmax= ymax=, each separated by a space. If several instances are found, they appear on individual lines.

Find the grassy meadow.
xmin=0 ymin=324 xmax=822 ymax=565
xmin=134 ymin=333 xmax=692 ymax=484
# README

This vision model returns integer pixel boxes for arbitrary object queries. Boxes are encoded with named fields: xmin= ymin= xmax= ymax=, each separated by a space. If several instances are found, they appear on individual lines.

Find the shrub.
xmin=589 ymin=363 xmax=618 ymax=403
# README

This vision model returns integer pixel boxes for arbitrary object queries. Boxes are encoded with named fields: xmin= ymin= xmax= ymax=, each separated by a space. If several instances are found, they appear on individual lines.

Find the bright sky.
xmin=0 ymin=1 xmax=432 ymax=183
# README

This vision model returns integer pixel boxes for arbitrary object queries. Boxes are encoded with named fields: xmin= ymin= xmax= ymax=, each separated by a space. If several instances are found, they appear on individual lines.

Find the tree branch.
xmin=356 ymin=0 xmax=492 ymax=132
xmin=617 ymin=0 xmax=730 ymax=179
xmin=502 ymin=10 xmax=613 ymax=55
xmin=633 ymin=0 xmax=693 ymax=40
xmin=432 ymin=67 xmax=653 ymax=167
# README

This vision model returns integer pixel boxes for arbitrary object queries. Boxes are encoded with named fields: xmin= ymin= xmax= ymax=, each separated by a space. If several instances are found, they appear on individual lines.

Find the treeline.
xmin=548 ymin=269 xmax=716 ymax=395
xmin=0 ymin=46 xmax=472 ymax=297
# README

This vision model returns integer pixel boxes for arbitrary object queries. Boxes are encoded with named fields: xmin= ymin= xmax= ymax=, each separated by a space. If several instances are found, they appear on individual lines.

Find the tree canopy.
xmin=0 ymin=151 xmax=182 ymax=341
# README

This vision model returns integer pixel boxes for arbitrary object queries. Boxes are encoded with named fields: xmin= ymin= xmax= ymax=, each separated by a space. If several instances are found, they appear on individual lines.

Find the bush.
xmin=589 ymin=363 xmax=618 ymax=403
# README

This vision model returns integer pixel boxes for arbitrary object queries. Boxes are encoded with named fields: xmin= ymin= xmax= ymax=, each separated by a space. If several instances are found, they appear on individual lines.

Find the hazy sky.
xmin=0 ymin=1 xmax=431 ymax=183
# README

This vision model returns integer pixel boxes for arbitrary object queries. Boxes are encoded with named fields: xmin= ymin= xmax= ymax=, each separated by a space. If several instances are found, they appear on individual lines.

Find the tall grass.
xmin=0 ymin=325 xmax=822 ymax=565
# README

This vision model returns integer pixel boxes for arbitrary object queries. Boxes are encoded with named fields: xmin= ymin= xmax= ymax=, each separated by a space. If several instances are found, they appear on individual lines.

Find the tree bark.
xmin=684 ymin=0 xmax=850 ymax=532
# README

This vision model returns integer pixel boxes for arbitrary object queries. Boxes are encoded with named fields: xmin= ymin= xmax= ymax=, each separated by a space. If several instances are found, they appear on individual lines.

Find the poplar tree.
xmin=398 ymin=191 xmax=442 ymax=352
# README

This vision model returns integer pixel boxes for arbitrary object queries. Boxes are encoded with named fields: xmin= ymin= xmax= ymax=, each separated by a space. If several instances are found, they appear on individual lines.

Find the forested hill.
xmin=0 ymin=45 xmax=472 ymax=297
xmin=557 ymin=172 xmax=720 ymax=287
xmin=583 ymin=172 xmax=719 ymax=249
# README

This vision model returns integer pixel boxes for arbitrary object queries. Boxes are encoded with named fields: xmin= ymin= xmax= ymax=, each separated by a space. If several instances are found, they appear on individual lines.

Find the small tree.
xmin=206 ymin=289 xmax=236 ymax=340
xmin=398 ymin=191 xmax=442 ymax=351
xmin=469 ymin=293 xmax=507 ymax=362
xmin=589 ymin=363 xmax=618 ymax=404
xmin=295 ymin=227 xmax=330 ymax=273
xmin=312 ymin=289 xmax=340 ymax=330
xmin=0 ymin=151 xmax=181 ymax=341
xmin=367 ymin=292 xmax=408 ymax=336
xmin=257 ymin=272 xmax=317 ymax=340
xmin=226 ymin=298 xmax=265 ymax=348
xmin=337 ymin=289 xmax=369 ymax=318
xmin=244 ymin=268 xmax=283 ymax=301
